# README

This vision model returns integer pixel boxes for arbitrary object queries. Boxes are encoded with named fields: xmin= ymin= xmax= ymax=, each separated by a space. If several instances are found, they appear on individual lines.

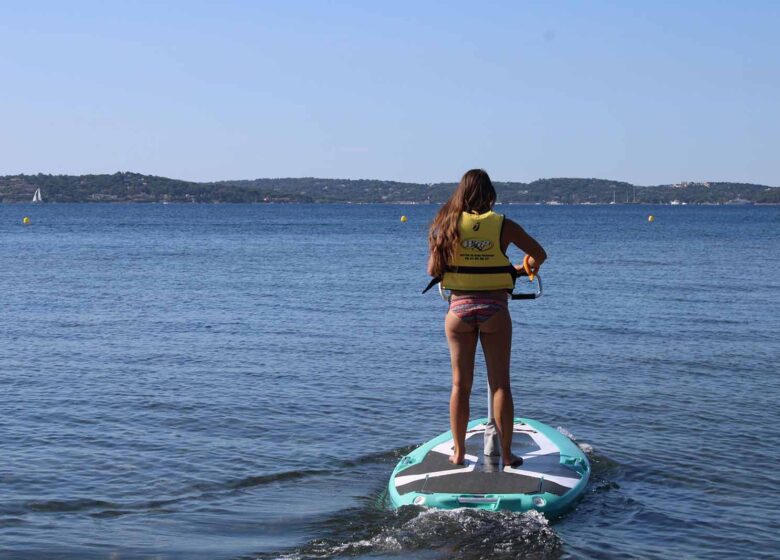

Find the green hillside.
xmin=1 ymin=172 xmax=778 ymax=204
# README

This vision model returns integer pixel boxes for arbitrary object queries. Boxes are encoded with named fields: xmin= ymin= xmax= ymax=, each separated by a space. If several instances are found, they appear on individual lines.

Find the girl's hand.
xmin=513 ymin=260 xmax=539 ymax=273
xmin=522 ymin=254 xmax=540 ymax=281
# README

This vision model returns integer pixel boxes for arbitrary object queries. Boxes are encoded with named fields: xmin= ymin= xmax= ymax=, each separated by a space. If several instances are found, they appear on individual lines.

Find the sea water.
xmin=1 ymin=203 xmax=778 ymax=559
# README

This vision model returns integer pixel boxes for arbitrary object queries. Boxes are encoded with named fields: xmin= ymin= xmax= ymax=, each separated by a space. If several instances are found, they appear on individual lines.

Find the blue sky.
xmin=0 ymin=1 xmax=777 ymax=185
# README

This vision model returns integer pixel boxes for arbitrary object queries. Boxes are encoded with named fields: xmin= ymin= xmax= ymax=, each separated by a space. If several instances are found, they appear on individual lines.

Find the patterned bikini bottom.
xmin=448 ymin=294 xmax=508 ymax=326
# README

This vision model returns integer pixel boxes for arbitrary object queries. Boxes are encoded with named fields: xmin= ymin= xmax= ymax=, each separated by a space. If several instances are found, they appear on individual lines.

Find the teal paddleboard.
xmin=388 ymin=417 xmax=589 ymax=516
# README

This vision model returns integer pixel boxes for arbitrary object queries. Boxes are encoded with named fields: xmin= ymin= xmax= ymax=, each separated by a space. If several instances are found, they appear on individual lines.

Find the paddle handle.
xmin=484 ymin=380 xmax=502 ymax=457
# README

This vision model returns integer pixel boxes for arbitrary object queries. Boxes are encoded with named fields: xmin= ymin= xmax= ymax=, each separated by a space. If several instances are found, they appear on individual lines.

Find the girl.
xmin=427 ymin=169 xmax=547 ymax=467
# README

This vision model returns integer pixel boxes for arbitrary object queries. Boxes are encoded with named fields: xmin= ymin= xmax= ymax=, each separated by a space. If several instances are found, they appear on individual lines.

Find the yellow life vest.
xmin=440 ymin=211 xmax=516 ymax=292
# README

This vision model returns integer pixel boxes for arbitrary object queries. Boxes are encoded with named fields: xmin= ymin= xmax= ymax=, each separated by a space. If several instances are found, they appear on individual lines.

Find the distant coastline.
xmin=1 ymin=172 xmax=778 ymax=205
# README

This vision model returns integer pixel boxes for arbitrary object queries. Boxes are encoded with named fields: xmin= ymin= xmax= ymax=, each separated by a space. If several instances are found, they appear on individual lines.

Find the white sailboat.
xmin=32 ymin=188 xmax=43 ymax=203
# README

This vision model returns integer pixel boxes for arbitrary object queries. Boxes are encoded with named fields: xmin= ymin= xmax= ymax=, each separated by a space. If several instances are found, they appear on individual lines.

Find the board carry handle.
xmin=456 ymin=496 xmax=502 ymax=511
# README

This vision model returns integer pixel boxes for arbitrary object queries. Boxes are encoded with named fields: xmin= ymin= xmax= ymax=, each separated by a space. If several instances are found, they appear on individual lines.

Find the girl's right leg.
xmin=445 ymin=310 xmax=478 ymax=465
xmin=478 ymin=308 xmax=521 ymax=467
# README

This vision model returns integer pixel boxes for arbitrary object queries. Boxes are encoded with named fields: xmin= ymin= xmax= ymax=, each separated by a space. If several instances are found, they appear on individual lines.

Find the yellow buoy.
xmin=400 ymin=215 xmax=408 ymax=223
xmin=648 ymin=215 xmax=655 ymax=222
xmin=22 ymin=216 xmax=31 ymax=225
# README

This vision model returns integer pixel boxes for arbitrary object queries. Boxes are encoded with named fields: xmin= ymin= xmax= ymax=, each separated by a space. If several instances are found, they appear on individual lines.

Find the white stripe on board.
xmin=430 ymin=441 xmax=479 ymax=464
xmin=394 ymin=463 xmax=476 ymax=488
xmin=502 ymin=467 xmax=581 ymax=489
xmin=522 ymin=427 xmax=559 ymax=458
xmin=431 ymin=428 xmax=481 ymax=459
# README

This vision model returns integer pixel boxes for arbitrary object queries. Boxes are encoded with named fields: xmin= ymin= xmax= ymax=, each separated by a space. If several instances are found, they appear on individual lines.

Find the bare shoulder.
xmin=501 ymin=217 xmax=527 ymax=240
xmin=502 ymin=217 xmax=523 ymax=232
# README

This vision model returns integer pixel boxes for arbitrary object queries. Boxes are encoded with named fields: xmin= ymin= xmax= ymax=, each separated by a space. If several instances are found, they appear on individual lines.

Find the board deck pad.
xmin=393 ymin=421 xmax=583 ymax=498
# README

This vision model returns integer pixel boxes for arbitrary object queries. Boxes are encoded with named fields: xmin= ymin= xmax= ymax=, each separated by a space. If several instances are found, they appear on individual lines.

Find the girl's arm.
xmin=502 ymin=219 xmax=547 ymax=268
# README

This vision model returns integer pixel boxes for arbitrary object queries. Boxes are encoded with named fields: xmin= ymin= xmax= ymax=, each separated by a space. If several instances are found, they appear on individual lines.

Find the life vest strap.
xmin=422 ymin=265 xmax=523 ymax=294
xmin=422 ymin=276 xmax=441 ymax=294
xmin=445 ymin=264 xmax=519 ymax=277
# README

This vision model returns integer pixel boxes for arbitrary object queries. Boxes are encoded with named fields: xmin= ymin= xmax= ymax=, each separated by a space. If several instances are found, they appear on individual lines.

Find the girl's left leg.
xmin=445 ymin=310 xmax=478 ymax=465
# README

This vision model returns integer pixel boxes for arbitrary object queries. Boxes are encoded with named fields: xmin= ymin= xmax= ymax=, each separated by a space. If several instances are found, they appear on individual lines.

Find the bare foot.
xmin=448 ymin=454 xmax=465 ymax=465
xmin=502 ymin=454 xmax=523 ymax=469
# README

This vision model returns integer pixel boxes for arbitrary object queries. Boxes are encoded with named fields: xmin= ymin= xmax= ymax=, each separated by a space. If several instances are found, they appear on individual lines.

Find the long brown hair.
xmin=428 ymin=169 xmax=497 ymax=277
